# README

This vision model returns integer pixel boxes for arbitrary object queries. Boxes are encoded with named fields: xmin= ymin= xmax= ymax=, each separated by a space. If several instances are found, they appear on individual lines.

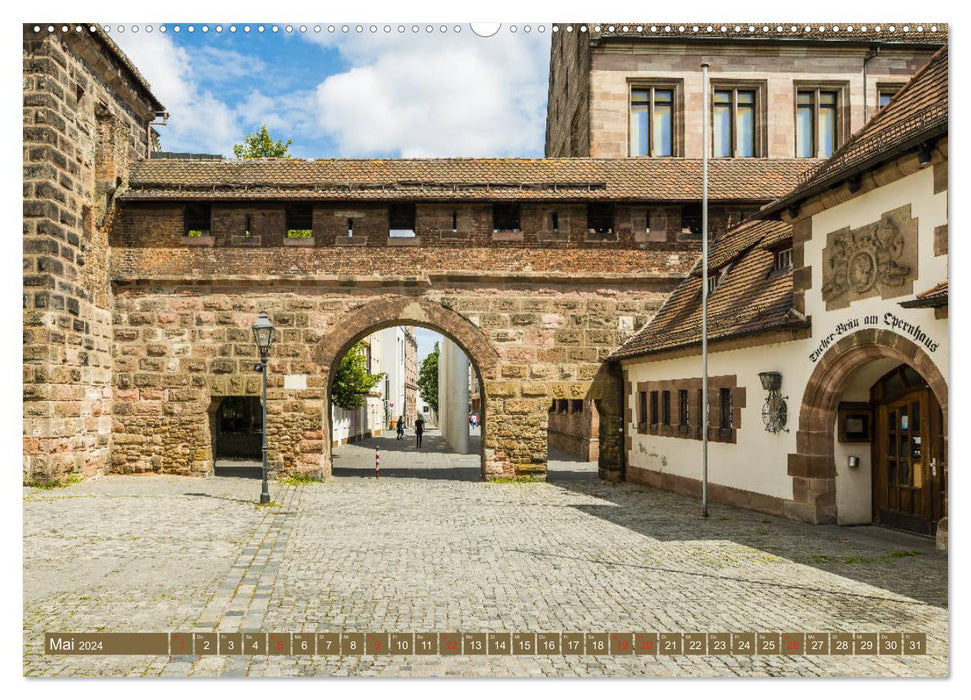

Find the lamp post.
xmin=251 ymin=310 xmax=276 ymax=504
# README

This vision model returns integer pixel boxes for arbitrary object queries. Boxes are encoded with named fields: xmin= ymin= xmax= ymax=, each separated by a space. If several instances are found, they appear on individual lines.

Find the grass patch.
xmin=279 ymin=474 xmax=325 ymax=485
xmin=761 ymin=518 xmax=772 ymax=524
xmin=255 ymin=500 xmax=281 ymax=509
xmin=24 ymin=474 xmax=83 ymax=490
xmin=489 ymin=475 xmax=541 ymax=484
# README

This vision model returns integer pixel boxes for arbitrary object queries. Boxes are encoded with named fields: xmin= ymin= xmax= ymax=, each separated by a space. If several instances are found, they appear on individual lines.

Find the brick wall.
xmin=23 ymin=26 xmax=157 ymax=483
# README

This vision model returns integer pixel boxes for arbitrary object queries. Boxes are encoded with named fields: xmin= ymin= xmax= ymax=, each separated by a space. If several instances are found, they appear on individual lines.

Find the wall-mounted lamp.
xmin=917 ymin=142 xmax=933 ymax=166
xmin=848 ymin=456 xmax=860 ymax=469
xmin=758 ymin=371 xmax=788 ymax=433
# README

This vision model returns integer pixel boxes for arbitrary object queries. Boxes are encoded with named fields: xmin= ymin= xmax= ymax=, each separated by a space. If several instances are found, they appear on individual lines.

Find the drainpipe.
xmin=146 ymin=110 xmax=169 ymax=159
xmin=863 ymin=46 xmax=881 ymax=123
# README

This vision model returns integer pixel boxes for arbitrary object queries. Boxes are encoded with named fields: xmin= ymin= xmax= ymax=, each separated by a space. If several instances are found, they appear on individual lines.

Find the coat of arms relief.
xmin=820 ymin=204 xmax=919 ymax=311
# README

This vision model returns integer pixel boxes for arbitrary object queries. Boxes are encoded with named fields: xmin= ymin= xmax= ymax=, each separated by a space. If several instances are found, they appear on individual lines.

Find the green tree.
xmin=233 ymin=125 xmax=293 ymax=158
xmin=330 ymin=342 xmax=384 ymax=410
xmin=417 ymin=341 xmax=440 ymax=415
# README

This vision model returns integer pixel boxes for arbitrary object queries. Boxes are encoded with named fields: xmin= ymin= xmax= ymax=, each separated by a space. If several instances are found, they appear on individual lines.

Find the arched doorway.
xmin=313 ymin=298 xmax=501 ymax=479
xmin=789 ymin=328 xmax=947 ymax=537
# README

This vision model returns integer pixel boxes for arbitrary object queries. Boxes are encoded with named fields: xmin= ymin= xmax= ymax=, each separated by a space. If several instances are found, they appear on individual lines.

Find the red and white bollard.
xmin=375 ymin=446 xmax=380 ymax=479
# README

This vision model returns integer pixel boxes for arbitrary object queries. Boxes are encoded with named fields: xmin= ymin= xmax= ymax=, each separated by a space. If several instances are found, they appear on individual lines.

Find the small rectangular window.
xmin=719 ymin=388 xmax=733 ymax=430
xmin=493 ymin=203 xmax=520 ymax=232
xmin=389 ymin=202 xmax=416 ymax=237
xmin=551 ymin=212 xmax=559 ymax=232
xmin=680 ymin=204 xmax=702 ymax=236
xmin=775 ymin=247 xmax=793 ymax=271
xmin=587 ymin=203 xmax=614 ymax=234
xmin=452 ymin=210 xmax=458 ymax=231
xmin=184 ymin=203 xmax=211 ymax=237
xmin=662 ymin=391 xmax=671 ymax=426
xmin=638 ymin=391 xmax=647 ymax=426
xmin=679 ymin=390 xmax=689 ymax=427
xmin=650 ymin=391 xmax=659 ymax=426
xmin=347 ymin=218 xmax=354 ymax=237
xmin=286 ymin=203 xmax=313 ymax=238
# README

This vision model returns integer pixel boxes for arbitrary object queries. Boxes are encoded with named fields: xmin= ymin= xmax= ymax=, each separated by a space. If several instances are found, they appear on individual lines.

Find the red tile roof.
xmin=899 ymin=281 xmax=948 ymax=308
xmin=122 ymin=157 xmax=819 ymax=202
xmin=610 ymin=218 xmax=806 ymax=359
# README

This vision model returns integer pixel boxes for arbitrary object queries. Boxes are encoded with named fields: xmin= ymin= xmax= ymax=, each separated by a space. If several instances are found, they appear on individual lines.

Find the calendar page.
xmin=20 ymin=5 xmax=950 ymax=686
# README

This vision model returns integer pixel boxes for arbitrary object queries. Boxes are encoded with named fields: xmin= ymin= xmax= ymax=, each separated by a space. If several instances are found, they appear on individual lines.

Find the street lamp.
xmin=251 ymin=310 xmax=276 ymax=504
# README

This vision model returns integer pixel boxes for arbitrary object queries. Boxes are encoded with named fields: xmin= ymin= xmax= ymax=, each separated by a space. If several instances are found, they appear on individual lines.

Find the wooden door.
xmin=873 ymin=387 xmax=943 ymax=534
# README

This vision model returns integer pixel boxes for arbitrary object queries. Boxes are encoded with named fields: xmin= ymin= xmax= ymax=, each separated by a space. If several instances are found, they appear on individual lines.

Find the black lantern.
xmin=251 ymin=310 xmax=275 ymax=359
xmin=251 ymin=310 xmax=275 ymax=504
xmin=758 ymin=371 xmax=782 ymax=392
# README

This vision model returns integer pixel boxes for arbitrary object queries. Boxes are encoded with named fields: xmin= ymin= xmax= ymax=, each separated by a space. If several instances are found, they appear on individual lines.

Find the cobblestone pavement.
xmin=23 ymin=432 xmax=948 ymax=677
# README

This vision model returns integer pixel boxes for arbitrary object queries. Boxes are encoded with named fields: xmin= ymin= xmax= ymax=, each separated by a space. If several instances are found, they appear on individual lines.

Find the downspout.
xmin=863 ymin=46 xmax=881 ymax=123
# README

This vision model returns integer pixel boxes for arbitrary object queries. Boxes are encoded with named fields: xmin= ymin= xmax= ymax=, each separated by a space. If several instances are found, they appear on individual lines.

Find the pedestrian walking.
xmin=414 ymin=415 xmax=426 ymax=448
xmin=396 ymin=415 xmax=405 ymax=440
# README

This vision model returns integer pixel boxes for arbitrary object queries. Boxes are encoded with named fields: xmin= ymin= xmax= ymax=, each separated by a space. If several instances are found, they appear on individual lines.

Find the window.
xmin=707 ymin=273 xmax=719 ymax=296
xmin=630 ymin=86 xmax=674 ymax=156
xmin=347 ymin=218 xmax=354 ymax=238
xmin=877 ymin=84 xmax=903 ymax=111
xmin=713 ymin=87 xmax=757 ymax=157
xmin=184 ymin=204 xmax=211 ymax=237
xmin=451 ymin=210 xmax=458 ymax=232
xmin=286 ymin=204 xmax=313 ymax=238
xmin=774 ymin=246 xmax=793 ymax=272
xmin=587 ymin=203 xmax=614 ymax=234
xmin=719 ymin=388 xmax=733 ymax=430
xmin=572 ymin=399 xmax=583 ymax=413
xmin=662 ymin=391 xmax=671 ymax=426
xmin=796 ymin=88 xmax=839 ymax=158
xmin=638 ymin=391 xmax=647 ymax=426
xmin=493 ymin=203 xmax=520 ymax=232
xmin=650 ymin=391 xmax=659 ymax=426
xmin=389 ymin=202 xmax=416 ymax=237
xmin=680 ymin=204 xmax=703 ymax=236
xmin=698 ymin=389 xmax=705 ymax=430
xmin=551 ymin=212 xmax=559 ymax=232
xmin=679 ymin=390 xmax=690 ymax=428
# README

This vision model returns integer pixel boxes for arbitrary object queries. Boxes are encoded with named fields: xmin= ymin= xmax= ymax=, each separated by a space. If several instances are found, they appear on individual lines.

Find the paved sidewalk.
xmin=23 ymin=461 xmax=947 ymax=677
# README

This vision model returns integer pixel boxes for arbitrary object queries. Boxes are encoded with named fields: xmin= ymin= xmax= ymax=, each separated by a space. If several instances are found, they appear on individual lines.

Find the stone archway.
xmin=787 ymin=329 xmax=947 ymax=524
xmin=313 ymin=297 xmax=510 ymax=478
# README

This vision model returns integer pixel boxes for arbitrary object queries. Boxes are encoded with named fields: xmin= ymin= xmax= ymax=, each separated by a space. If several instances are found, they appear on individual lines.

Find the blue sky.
xmin=110 ymin=24 xmax=552 ymax=159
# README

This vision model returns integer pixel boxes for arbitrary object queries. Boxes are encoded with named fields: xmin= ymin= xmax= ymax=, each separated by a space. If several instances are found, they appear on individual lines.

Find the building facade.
xmin=613 ymin=46 xmax=947 ymax=545
xmin=543 ymin=22 xmax=946 ymax=463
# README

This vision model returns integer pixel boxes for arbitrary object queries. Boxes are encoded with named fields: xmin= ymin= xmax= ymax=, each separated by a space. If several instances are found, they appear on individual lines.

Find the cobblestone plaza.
xmin=23 ymin=431 xmax=947 ymax=677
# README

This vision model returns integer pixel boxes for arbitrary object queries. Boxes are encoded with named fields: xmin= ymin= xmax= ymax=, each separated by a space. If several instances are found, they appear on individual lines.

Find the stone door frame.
xmin=787 ymin=328 xmax=947 ymax=525
xmin=313 ymin=297 xmax=500 ymax=479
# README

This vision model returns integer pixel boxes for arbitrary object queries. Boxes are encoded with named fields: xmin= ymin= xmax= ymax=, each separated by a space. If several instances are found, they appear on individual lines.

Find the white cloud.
xmin=308 ymin=31 xmax=551 ymax=157
xmin=110 ymin=31 xmax=240 ymax=156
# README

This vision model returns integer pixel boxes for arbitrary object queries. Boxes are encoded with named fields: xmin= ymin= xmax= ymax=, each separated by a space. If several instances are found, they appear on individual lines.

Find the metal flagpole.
xmin=701 ymin=61 xmax=710 ymax=518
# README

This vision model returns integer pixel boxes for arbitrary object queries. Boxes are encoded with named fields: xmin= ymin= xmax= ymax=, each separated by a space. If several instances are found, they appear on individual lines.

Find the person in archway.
xmin=396 ymin=415 xmax=405 ymax=440
xmin=414 ymin=414 xmax=426 ymax=448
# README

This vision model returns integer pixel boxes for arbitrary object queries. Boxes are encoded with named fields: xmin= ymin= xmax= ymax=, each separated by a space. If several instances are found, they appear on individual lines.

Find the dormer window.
xmin=587 ymin=203 xmax=614 ymax=234
xmin=493 ymin=204 xmax=520 ymax=232
xmin=774 ymin=246 xmax=793 ymax=271
xmin=389 ymin=202 xmax=416 ymax=237
xmin=707 ymin=273 xmax=719 ymax=296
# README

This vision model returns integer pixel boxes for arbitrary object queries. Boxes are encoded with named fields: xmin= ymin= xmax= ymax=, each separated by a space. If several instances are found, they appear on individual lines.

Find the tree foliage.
xmin=417 ymin=341 xmax=440 ymax=415
xmin=233 ymin=125 xmax=293 ymax=158
xmin=331 ymin=342 xmax=384 ymax=410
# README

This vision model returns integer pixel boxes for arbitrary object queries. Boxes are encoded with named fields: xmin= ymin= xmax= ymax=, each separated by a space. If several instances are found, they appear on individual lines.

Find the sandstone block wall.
xmin=108 ymin=285 xmax=672 ymax=480
xmin=23 ymin=26 xmax=157 ymax=483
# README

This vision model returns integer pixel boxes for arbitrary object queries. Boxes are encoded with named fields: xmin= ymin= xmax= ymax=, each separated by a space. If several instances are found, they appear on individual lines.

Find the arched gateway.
xmin=315 ymin=298 xmax=501 ymax=479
